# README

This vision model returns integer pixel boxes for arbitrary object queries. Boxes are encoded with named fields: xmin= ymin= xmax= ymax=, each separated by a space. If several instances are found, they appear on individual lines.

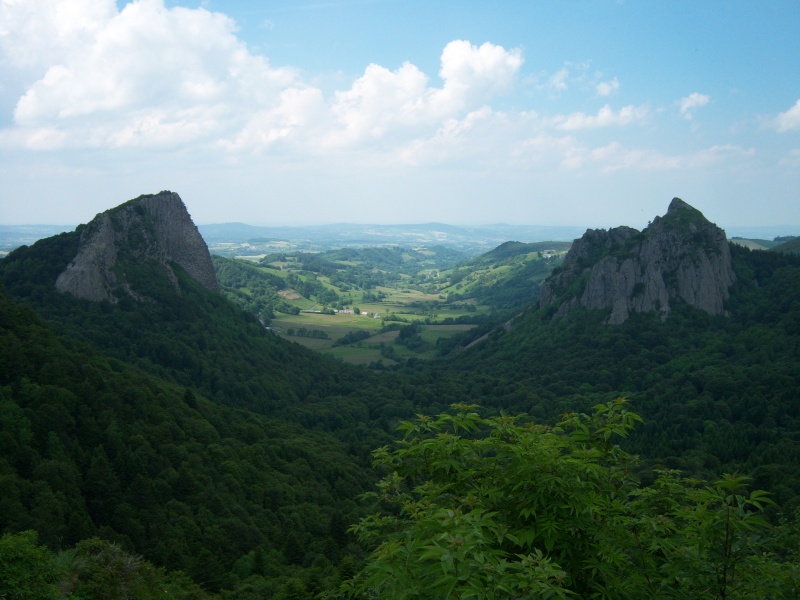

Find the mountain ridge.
xmin=539 ymin=198 xmax=735 ymax=324
xmin=55 ymin=191 xmax=218 ymax=302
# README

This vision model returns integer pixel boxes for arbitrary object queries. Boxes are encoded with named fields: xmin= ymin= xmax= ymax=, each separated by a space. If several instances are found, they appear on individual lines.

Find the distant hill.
xmin=199 ymin=221 xmax=586 ymax=256
xmin=771 ymin=236 xmax=800 ymax=255
xmin=443 ymin=240 xmax=571 ymax=311
xmin=0 ymin=224 xmax=75 ymax=254
xmin=468 ymin=240 xmax=572 ymax=266
xmin=730 ymin=237 xmax=781 ymax=250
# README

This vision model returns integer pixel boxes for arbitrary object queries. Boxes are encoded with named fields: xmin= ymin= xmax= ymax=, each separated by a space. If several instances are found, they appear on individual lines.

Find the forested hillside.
xmin=773 ymin=236 xmax=800 ymax=255
xmin=425 ymin=243 xmax=800 ymax=502
xmin=0 ymin=285 xmax=376 ymax=596
xmin=2 ymin=194 xmax=800 ymax=598
xmin=0 ymin=228 xmax=415 ymax=439
xmin=0 ymin=202 xmax=417 ymax=596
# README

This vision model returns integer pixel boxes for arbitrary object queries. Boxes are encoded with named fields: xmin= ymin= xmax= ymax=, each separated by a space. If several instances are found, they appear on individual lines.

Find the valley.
xmin=212 ymin=241 xmax=571 ymax=365
xmin=1 ymin=192 xmax=799 ymax=598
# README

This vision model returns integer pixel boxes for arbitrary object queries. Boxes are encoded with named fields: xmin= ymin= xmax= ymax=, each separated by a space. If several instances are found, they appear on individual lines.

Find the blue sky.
xmin=1 ymin=0 xmax=798 ymax=233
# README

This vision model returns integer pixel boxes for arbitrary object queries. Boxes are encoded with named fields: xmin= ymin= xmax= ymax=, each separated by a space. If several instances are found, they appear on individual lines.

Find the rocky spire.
xmin=56 ymin=191 xmax=219 ymax=302
xmin=539 ymin=198 xmax=735 ymax=324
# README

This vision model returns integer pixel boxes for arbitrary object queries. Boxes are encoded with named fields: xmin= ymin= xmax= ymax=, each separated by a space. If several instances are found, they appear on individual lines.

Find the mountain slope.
xmin=0 ymin=197 xmax=412 ymax=437
xmin=432 ymin=202 xmax=800 ymax=502
xmin=444 ymin=240 xmax=570 ymax=310
xmin=0 ymin=285 xmax=374 ymax=592
xmin=772 ymin=236 xmax=800 ymax=255
xmin=0 ymin=192 xmax=420 ymax=594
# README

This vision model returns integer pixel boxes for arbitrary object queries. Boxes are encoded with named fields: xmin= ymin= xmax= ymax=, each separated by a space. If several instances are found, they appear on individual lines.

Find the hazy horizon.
xmin=1 ymin=219 xmax=798 ymax=243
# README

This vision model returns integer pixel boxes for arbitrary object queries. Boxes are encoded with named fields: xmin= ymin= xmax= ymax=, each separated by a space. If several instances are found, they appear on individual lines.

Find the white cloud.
xmin=222 ymin=86 xmax=328 ymax=153
xmin=436 ymin=40 xmax=522 ymax=108
xmin=395 ymin=106 xmax=497 ymax=166
xmin=325 ymin=61 xmax=432 ymax=147
xmin=678 ymin=92 xmax=710 ymax=119
xmin=775 ymin=99 xmax=800 ymax=132
xmin=536 ymin=62 xmax=591 ymax=98
xmin=325 ymin=40 xmax=522 ymax=148
xmin=0 ymin=0 xmax=116 ymax=70
xmin=0 ymin=0 xmax=767 ymax=207
xmin=1 ymin=4 xmax=523 ymax=156
xmin=550 ymin=104 xmax=649 ymax=130
xmin=514 ymin=134 xmax=586 ymax=169
xmin=546 ymin=67 xmax=570 ymax=95
xmin=596 ymin=77 xmax=619 ymax=97
xmin=590 ymin=142 xmax=754 ymax=173
xmin=4 ymin=0 xmax=300 ymax=149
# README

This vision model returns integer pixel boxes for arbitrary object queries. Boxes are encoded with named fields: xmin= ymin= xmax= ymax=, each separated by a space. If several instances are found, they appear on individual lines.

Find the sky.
xmin=0 ymin=0 xmax=799 ymax=233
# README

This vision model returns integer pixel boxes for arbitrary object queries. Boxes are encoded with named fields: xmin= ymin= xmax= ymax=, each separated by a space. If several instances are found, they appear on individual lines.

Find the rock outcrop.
xmin=539 ymin=198 xmax=735 ymax=324
xmin=56 ymin=191 xmax=219 ymax=302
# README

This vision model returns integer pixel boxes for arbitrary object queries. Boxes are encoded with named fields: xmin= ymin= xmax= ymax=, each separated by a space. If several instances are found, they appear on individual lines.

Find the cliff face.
xmin=55 ymin=191 xmax=219 ymax=302
xmin=539 ymin=198 xmax=735 ymax=324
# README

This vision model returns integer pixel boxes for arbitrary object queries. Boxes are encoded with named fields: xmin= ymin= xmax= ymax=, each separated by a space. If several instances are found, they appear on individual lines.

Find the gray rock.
xmin=539 ymin=198 xmax=735 ymax=324
xmin=56 ymin=191 xmax=219 ymax=302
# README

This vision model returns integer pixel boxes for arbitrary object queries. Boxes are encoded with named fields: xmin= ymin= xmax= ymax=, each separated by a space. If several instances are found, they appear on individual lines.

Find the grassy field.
xmin=270 ymin=312 xmax=476 ymax=364
xmin=217 ymin=243 xmax=564 ymax=365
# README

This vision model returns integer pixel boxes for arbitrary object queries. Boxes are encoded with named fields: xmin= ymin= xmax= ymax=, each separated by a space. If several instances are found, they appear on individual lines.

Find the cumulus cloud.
xmin=514 ymin=134 xmax=586 ymax=169
xmin=775 ymin=99 xmax=800 ymax=132
xmin=590 ymin=142 xmax=754 ymax=173
xmin=0 ymin=0 xmax=762 ymax=193
xmin=395 ymin=106 xmax=497 ymax=166
xmin=549 ymin=104 xmax=649 ymax=130
xmin=3 ymin=0 xmax=302 ymax=149
xmin=545 ymin=67 xmax=570 ymax=95
xmin=678 ymin=92 xmax=710 ymax=119
xmin=1 ymin=3 xmax=523 ymax=156
xmin=437 ymin=41 xmax=522 ymax=105
xmin=215 ymin=86 xmax=328 ymax=153
xmin=536 ymin=62 xmax=592 ymax=98
xmin=325 ymin=61 xmax=432 ymax=147
xmin=596 ymin=77 xmax=619 ymax=96
xmin=0 ymin=0 xmax=116 ymax=70
xmin=325 ymin=40 xmax=522 ymax=147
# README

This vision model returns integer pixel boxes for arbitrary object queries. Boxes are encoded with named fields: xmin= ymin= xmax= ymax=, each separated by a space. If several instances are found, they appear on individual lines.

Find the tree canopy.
xmin=342 ymin=401 xmax=799 ymax=599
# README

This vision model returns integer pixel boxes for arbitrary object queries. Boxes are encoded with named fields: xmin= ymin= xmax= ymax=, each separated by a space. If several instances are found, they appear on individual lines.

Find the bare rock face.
xmin=56 ymin=191 xmax=219 ymax=302
xmin=539 ymin=198 xmax=735 ymax=324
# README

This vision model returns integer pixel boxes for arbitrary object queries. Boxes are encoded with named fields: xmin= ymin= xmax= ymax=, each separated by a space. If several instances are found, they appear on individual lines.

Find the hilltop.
xmin=540 ymin=198 xmax=735 ymax=324
xmin=55 ymin=191 xmax=218 ymax=303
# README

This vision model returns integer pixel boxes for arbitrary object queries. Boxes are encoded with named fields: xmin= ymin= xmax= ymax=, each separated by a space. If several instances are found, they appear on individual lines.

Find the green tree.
xmin=341 ymin=401 xmax=796 ymax=599
xmin=0 ymin=531 xmax=60 ymax=600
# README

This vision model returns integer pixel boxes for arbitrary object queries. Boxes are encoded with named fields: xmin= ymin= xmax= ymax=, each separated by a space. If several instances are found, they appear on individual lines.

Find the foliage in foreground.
xmin=0 ymin=531 xmax=211 ymax=600
xmin=342 ymin=401 xmax=799 ymax=599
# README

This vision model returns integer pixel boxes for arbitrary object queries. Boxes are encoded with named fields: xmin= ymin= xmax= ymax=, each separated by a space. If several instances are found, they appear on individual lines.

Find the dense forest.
xmin=1 ymin=212 xmax=800 ymax=597
xmin=418 ymin=245 xmax=800 ymax=500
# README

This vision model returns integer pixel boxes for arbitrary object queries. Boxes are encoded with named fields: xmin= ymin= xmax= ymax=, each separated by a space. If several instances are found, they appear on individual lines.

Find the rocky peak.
xmin=539 ymin=198 xmax=735 ymax=324
xmin=55 ymin=191 xmax=219 ymax=302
